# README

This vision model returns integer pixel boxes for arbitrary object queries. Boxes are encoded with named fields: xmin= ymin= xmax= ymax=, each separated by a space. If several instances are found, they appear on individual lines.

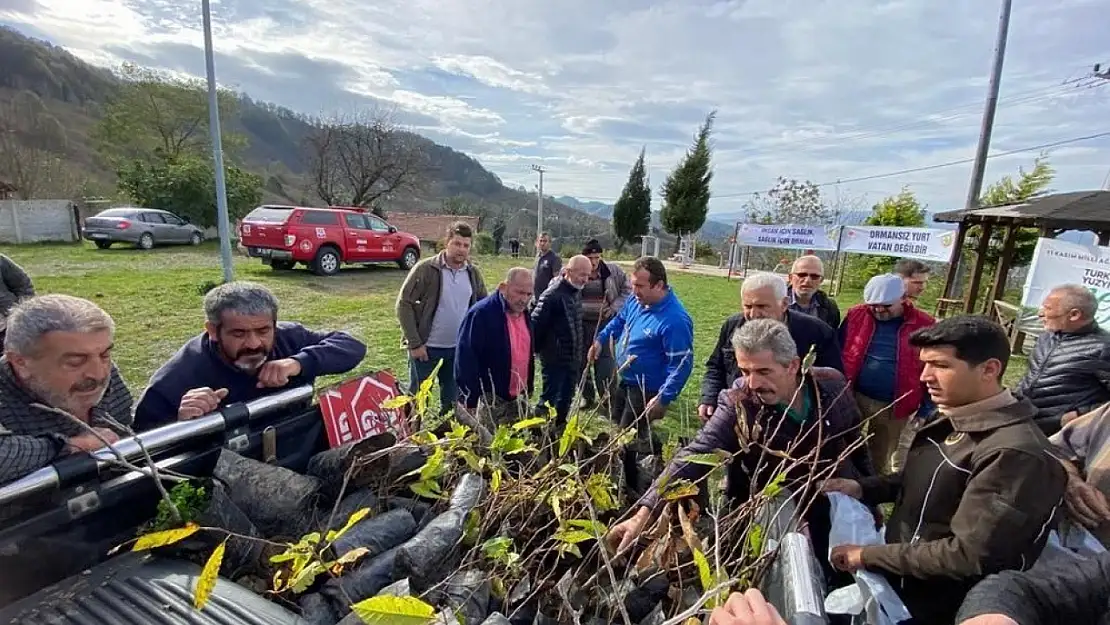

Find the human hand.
xmin=1061 ymin=410 xmax=1080 ymax=426
xmin=645 ymin=396 xmax=667 ymax=421
xmin=697 ymin=403 xmax=715 ymax=422
xmin=587 ymin=341 xmax=601 ymax=362
xmin=830 ymin=544 xmax=865 ymax=572
xmin=1065 ymin=474 xmax=1110 ymax=528
xmin=257 ymin=358 xmax=302 ymax=388
xmin=409 ymin=345 xmax=429 ymax=362
xmin=606 ymin=507 xmax=651 ymax=556
xmin=65 ymin=428 xmax=120 ymax=453
xmin=822 ymin=478 xmax=863 ymax=500
xmin=178 ymin=387 xmax=230 ymax=420
xmin=708 ymin=589 xmax=786 ymax=625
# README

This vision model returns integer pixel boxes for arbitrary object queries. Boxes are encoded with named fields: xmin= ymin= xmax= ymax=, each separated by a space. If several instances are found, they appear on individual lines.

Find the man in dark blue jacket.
xmin=532 ymin=255 xmax=592 ymax=425
xmin=455 ymin=267 xmax=535 ymax=425
xmin=133 ymin=281 xmax=367 ymax=430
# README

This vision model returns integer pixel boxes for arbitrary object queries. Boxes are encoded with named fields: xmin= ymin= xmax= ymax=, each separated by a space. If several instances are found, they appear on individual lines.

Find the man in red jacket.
xmin=839 ymin=273 xmax=935 ymax=474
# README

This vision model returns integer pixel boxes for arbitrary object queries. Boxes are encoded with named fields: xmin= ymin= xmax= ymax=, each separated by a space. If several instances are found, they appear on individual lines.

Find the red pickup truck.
xmin=239 ymin=205 xmax=422 ymax=276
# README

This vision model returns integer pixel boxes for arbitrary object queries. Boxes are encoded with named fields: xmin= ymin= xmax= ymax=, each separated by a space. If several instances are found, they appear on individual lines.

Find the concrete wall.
xmin=0 ymin=200 xmax=79 ymax=243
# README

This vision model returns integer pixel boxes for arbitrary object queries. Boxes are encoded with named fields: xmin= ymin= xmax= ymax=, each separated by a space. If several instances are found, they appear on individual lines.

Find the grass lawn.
xmin=0 ymin=242 xmax=1029 ymax=440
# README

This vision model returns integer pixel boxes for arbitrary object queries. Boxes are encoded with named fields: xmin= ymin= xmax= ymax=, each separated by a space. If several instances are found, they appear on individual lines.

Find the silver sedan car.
xmin=83 ymin=207 xmax=205 ymax=250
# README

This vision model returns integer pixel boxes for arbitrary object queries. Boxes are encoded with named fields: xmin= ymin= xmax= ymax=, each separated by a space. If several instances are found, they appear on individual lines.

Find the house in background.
xmin=385 ymin=212 xmax=480 ymax=250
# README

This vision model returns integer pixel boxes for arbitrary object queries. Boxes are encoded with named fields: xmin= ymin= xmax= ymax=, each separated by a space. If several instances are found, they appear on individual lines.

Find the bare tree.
xmin=303 ymin=108 xmax=427 ymax=210
xmin=0 ymin=91 xmax=75 ymax=199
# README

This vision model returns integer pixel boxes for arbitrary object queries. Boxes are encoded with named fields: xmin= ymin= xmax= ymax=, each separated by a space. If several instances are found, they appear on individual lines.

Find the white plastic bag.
xmin=825 ymin=493 xmax=913 ymax=625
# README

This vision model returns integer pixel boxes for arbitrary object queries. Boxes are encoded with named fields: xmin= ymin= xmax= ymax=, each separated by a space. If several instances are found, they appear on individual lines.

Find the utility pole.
xmin=949 ymin=0 xmax=1012 ymax=299
xmin=531 ymin=164 xmax=545 ymax=235
xmin=202 ymin=0 xmax=234 ymax=283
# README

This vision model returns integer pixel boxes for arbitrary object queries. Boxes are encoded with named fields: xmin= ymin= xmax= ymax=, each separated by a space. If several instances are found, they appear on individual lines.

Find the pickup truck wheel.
xmin=271 ymin=259 xmax=295 ymax=271
xmin=136 ymin=233 xmax=154 ymax=250
xmin=311 ymin=246 xmax=341 ymax=276
xmin=398 ymin=246 xmax=420 ymax=270
xmin=94 ymin=240 xmax=112 ymax=250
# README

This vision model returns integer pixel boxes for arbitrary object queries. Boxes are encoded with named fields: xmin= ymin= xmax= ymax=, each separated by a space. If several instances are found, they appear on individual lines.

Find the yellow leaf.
xmin=351 ymin=595 xmax=437 ymax=624
xmin=272 ymin=569 xmax=285 ymax=592
xmin=692 ymin=547 xmax=713 ymax=595
xmin=194 ymin=540 xmax=226 ymax=610
xmin=289 ymin=561 xmax=326 ymax=594
xmin=511 ymin=417 xmax=547 ymax=431
xmin=381 ymin=395 xmax=412 ymax=409
xmin=332 ymin=508 xmax=371 ymax=541
xmin=132 ymin=523 xmax=201 ymax=551
xmin=335 ymin=547 xmax=370 ymax=566
xmin=491 ymin=469 xmax=502 ymax=492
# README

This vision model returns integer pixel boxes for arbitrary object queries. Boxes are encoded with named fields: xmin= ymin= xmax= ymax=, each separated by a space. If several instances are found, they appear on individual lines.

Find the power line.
xmin=713 ymin=130 xmax=1110 ymax=198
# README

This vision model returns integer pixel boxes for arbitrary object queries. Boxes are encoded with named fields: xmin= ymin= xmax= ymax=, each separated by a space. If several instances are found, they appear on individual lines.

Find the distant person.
xmin=0 ymin=295 xmax=133 ymax=485
xmin=1015 ymin=284 xmax=1110 ymax=435
xmin=455 ymin=268 xmax=534 ymax=425
xmin=838 ymin=273 xmax=935 ymax=473
xmin=533 ymin=231 xmax=561 ymax=299
xmin=590 ymin=256 xmax=694 ymax=490
xmin=700 ymin=272 xmax=842 ymax=422
xmin=0 ymin=254 xmax=34 ymax=345
xmin=578 ymin=239 xmax=631 ymax=413
xmin=827 ymin=316 xmax=1066 ymax=625
xmin=396 ymin=221 xmax=487 ymax=414
xmin=134 ymin=282 xmax=366 ymax=430
xmin=508 ymin=237 xmax=521 ymax=258
xmin=787 ymin=255 xmax=840 ymax=327
xmin=894 ymin=258 xmax=931 ymax=301
xmin=531 ymin=255 xmax=592 ymax=424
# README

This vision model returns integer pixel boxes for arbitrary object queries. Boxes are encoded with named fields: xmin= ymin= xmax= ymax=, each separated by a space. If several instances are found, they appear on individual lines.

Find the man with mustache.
xmin=606 ymin=318 xmax=871 ymax=570
xmin=133 ymin=281 xmax=366 ymax=430
xmin=0 ymin=294 xmax=133 ymax=485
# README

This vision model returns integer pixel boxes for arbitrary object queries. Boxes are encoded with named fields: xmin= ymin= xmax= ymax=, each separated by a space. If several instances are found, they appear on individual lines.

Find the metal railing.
xmin=0 ymin=385 xmax=314 ymax=506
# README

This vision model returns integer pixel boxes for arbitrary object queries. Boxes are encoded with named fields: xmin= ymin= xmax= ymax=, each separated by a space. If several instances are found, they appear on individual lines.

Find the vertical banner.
xmin=839 ymin=226 xmax=957 ymax=262
xmin=1024 ymin=238 xmax=1110 ymax=326
xmin=736 ymin=224 xmax=840 ymax=251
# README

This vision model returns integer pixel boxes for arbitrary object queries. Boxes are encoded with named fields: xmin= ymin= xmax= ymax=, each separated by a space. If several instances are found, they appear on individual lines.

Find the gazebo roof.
xmin=933 ymin=190 xmax=1110 ymax=231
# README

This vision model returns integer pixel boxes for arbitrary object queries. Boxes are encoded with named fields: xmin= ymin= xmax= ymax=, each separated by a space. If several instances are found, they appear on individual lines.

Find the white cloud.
xmin=1 ymin=0 xmax=1108 ymax=218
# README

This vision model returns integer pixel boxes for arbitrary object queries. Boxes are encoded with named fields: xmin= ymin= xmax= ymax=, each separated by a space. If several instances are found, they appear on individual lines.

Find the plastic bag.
xmin=436 ymin=569 xmax=491 ymax=625
xmin=214 ymin=449 xmax=321 ymax=538
xmin=480 ymin=614 xmax=512 ymax=625
xmin=393 ymin=507 xmax=467 ymax=593
xmin=331 ymin=508 xmax=417 ymax=558
xmin=825 ymin=493 xmax=912 ymax=625
xmin=323 ymin=546 xmax=400 ymax=616
xmin=298 ymin=592 xmax=338 ymax=625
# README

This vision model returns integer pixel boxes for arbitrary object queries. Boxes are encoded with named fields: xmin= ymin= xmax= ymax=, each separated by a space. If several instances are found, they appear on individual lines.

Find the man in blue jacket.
xmin=588 ymin=256 xmax=694 ymax=488
xmin=133 ymin=281 xmax=367 ymax=430
xmin=455 ymin=267 xmax=535 ymax=426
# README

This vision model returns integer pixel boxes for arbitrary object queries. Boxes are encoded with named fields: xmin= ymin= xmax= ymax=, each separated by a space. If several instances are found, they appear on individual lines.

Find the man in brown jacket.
xmin=395 ymin=221 xmax=487 ymax=413
xmin=826 ymin=315 xmax=1066 ymax=625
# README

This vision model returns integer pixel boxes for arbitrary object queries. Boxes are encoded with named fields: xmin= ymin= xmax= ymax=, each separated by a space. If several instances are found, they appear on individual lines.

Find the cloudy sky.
xmin=2 ymin=0 xmax=1108 ymax=218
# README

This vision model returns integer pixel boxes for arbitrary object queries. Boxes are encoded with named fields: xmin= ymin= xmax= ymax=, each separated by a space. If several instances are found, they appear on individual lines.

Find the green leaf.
xmin=512 ymin=417 xmax=547 ymax=431
xmin=746 ymin=524 xmax=765 ymax=558
xmin=762 ymin=471 xmax=787 ymax=499
xmin=463 ymin=509 xmax=481 ymax=546
xmin=566 ymin=519 xmax=607 ymax=535
xmin=585 ymin=474 xmax=618 ymax=512
xmin=692 ymin=547 xmax=713 ymax=595
xmin=661 ymin=479 xmax=699 ymax=501
xmin=351 ymin=595 xmax=436 ymax=624
xmin=409 ymin=480 xmax=444 ymax=500
xmin=681 ymin=451 xmax=728 ymax=467
xmin=288 ymin=560 xmax=326 ymax=594
xmin=553 ymin=529 xmax=594 ymax=545
xmin=458 ymin=450 xmax=485 ymax=472
xmin=491 ymin=469 xmax=503 ymax=492
xmin=331 ymin=508 xmax=371 ymax=542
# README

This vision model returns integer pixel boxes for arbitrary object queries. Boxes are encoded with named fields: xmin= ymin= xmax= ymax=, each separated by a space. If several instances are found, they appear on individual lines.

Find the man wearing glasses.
xmin=787 ymin=255 xmax=841 ymax=327
xmin=839 ymin=273 xmax=935 ymax=474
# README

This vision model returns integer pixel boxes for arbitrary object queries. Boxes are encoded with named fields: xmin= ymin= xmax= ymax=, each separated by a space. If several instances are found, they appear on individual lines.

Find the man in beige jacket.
xmin=395 ymin=221 xmax=487 ymax=414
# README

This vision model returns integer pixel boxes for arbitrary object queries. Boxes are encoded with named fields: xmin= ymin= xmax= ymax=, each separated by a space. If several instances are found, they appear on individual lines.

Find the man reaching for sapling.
xmin=134 ymin=281 xmax=366 ymax=430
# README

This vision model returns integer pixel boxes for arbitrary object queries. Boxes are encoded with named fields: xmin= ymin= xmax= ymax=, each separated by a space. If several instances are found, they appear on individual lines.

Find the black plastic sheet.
xmin=322 ymin=546 xmax=400 ymax=617
xmin=393 ymin=507 xmax=467 ymax=593
xmin=214 ymin=449 xmax=321 ymax=538
xmin=331 ymin=508 xmax=417 ymax=558
xmin=436 ymin=570 xmax=491 ymax=625
xmin=481 ymin=614 xmax=512 ymax=625
xmin=385 ymin=496 xmax=434 ymax=526
xmin=299 ymin=592 xmax=338 ymax=625
xmin=325 ymin=488 xmax=381 ymax=531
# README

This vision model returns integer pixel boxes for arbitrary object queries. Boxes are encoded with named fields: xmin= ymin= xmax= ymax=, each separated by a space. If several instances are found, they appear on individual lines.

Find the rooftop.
xmin=932 ymin=190 xmax=1110 ymax=231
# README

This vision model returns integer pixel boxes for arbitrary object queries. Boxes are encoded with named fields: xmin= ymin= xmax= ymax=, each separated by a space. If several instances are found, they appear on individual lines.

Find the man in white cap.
xmin=838 ymin=273 xmax=935 ymax=474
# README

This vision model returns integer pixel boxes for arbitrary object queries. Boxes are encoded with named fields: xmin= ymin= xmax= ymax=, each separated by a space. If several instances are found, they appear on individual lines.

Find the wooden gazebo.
xmin=932 ymin=190 xmax=1110 ymax=316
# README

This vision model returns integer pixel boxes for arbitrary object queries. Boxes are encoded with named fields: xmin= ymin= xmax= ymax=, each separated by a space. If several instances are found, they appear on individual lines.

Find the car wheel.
xmin=137 ymin=233 xmax=154 ymax=250
xmin=271 ymin=259 xmax=295 ymax=271
xmin=94 ymin=241 xmax=112 ymax=250
xmin=311 ymin=246 xmax=341 ymax=276
xmin=190 ymin=232 xmax=203 ymax=246
xmin=397 ymin=246 xmax=420 ymax=270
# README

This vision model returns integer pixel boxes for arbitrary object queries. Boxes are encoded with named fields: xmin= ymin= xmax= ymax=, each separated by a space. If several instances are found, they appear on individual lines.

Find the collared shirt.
xmin=940 ymin=389 xmax=1017 ymax=419
xmin=426 ymin=253 xmax=474 ymax=348
xmin=506 ymin=312 xmax=531 ymax=397
xmin=789 ymin=290 xmax=818 ymax=316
